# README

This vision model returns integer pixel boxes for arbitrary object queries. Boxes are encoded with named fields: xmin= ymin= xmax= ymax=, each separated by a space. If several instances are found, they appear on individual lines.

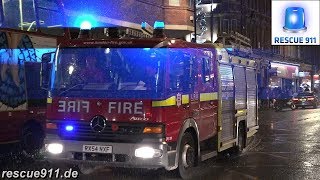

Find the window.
xmin=1 ymin=0 xmax=64 ymax=35
xmin=222 ymin=19 xmax=229 ymax=33
xmin=202 ymin=58 xmax=211 ymax=84
xmin=169 ymin=0 xmax=180 ymax=6
xmin=2 ymin=0 xmax=37 ymax=31
xmin=231 ymin=19 xmax=237 ymax=32
xmin=37 ymin=0 xmax=64 ymax=36
xmin=168 ymin=52 xmax=194 ymax=92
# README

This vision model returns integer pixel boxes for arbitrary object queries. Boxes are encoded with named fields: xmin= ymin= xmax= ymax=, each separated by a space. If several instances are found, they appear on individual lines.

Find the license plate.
xmin=301 ymin=99 xmax=306 ymax=102
xmin=83 ymin=145 xmax=112 ymax=154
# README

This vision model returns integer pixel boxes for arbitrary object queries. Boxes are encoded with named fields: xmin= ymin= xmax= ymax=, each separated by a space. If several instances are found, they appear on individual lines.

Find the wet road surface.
xmin=2 ymin=107 xmax=320 ymax=179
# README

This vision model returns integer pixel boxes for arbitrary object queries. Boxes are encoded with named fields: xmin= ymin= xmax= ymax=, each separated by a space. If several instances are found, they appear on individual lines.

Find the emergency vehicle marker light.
xmin=141 ymin=22 xmax=147 ymax=29
xmin=154 ymin=21 xmax=165 ymax=29
xmin=46 ymin=123 xmax=57 ymax=129
xmin=143 ymin=126 xmax=162 ymax=134
xmin=80 ymin=21 xmax=92 ymax=30
xmin=65 ymin=125 xmax=74 ymax=132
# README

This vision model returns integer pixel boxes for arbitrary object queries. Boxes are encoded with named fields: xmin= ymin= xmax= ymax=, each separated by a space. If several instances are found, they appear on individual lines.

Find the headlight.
xmin=135 ymin=147 xmax=162 ymax=158
xmin=47 ymin=143 xmax=63 ymax=154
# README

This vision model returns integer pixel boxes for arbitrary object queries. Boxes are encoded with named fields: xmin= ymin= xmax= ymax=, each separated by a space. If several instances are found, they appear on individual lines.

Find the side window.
xmin=202 ymin=58 xmax=210 ymax=83
xmin=37 ymin=0 xmax=64 ymax=36
xmin=2 ymin=0 xmax=37 ymax=31
xmin=169 ymin=53 xmax=194 ymax=92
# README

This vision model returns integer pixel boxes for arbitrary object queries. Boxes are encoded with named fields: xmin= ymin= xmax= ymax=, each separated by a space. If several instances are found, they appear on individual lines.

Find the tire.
xmin=178 ymin=132 xmax=196 ymax=179
xmin=290 ymin=104 xmax=296 ymax=110
xmin=21 ymin=123 xmax=44 ymax=158
xmin=313 ymin=104 xmax=317 ymax=109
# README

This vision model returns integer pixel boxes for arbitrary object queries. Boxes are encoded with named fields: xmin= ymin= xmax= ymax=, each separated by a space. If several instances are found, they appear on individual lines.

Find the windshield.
xmin=51 ymin=48 xmax=165 ymax=97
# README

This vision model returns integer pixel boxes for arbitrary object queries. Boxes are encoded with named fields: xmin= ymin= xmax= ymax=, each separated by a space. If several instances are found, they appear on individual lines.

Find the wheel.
xmin=290 ymin=104 xmax=296 ymax=110
xmin=178 ymin=132 xmax=196 ymax=179
xmin=21 ymin=123 xmax=44 ymax=158
xmin=302 ymin=106 xmax=306 ymax=109
xmin=313 ymin=104 xmax=317 ymax=109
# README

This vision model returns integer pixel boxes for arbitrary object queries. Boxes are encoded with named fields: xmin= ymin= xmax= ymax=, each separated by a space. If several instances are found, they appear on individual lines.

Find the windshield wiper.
xmin=59 ymin=83 xmax=86 ymax=96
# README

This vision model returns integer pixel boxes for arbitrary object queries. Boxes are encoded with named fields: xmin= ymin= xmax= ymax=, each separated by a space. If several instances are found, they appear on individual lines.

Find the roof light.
xmin=154 ymin=21 xmax=165 ymax=29
xmin=141 ymin=22 xmax=147 ymax=29
xmin=80 ymin=21 xmax=92 ymax=30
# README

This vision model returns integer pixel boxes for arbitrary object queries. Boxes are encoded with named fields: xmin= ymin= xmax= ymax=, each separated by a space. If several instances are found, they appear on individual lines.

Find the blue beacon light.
xmin=65 ymin=125 xmax=74 ymax=132
xmin=154 ymin=21 xmax=165 ymax=29
xmin=283 ymin=7 xmax=307 ymax=33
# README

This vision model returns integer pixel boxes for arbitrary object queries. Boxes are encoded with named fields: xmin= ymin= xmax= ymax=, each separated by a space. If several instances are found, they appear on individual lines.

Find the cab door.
xmin=188 ymin=55 xmax=201 ymax=135
xmin=199 ymin=54 xmax=218 ymax=141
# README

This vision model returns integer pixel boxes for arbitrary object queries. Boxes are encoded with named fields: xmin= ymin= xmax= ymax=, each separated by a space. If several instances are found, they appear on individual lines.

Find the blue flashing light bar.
xmin=141 ymin=22 xmax=147 ymax=29
xmin=154 ymin=21 xmax=165 ymax=29
xmin=80 ymin=21 xmax=92 ymax=30
xmin=74 ymin=14 xmax=97 ymax=29
xmin=65 ymin=125 xmax=74 ymax=132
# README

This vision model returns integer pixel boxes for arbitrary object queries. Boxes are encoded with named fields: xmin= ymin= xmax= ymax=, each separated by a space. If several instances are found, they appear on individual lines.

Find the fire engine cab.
xmin=43 ymin=22 xmax=258 ymax=178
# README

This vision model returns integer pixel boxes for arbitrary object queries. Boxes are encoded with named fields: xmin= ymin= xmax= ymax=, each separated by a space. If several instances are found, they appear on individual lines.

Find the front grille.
xmin=73 ymin=152 xmax=129 ymax=162
xmin=57 ymin=121 xmax=144 ymax=142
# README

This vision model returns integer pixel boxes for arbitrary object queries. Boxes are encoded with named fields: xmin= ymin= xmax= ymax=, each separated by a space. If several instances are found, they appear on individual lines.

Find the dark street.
xmin=2 ymin=107 xmax=320 ymax=180
xmin=81 ymin=108 xmax=320 ymax=179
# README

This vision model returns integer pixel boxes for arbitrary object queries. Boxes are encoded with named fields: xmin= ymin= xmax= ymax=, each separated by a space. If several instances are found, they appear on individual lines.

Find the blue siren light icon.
xmin=283 ymin=7 xmax=307 ymax=33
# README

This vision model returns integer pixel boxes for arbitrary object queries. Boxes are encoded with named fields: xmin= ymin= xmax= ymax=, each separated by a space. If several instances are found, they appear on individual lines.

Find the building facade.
xmin=63 ymin=0 xmax=320 ymax=91
xmin=63 ymin=0 xmax=195 ymax=38
xmin=203 ymin=0 xmax=320 ymax=91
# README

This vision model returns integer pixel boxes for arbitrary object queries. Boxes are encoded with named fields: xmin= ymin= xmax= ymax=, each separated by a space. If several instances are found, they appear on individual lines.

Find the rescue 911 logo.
xmin=271 ymin=0 xmax=320 ymax=45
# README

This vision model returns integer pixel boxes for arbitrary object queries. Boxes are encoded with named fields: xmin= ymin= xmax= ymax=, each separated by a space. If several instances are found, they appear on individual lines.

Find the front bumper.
xmin=293 ymin=101 xmax=316 ymax=106
xmin=43 ymin=134 xmax=176 ymax=170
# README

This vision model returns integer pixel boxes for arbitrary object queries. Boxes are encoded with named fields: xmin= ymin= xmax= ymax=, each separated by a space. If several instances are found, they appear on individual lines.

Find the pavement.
xmin=2 ymin=107 xmax=320 ymax=180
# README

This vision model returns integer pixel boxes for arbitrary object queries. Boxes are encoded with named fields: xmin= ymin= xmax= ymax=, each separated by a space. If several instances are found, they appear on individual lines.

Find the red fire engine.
xmin=0 ymin=0 xmax=67 ymax=156
xmin=43 ymin=23 xmax=258 ymax=178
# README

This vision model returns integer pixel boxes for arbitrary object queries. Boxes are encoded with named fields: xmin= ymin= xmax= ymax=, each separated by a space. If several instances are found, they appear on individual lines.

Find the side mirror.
xmin=41 ymin=52 xmax=54 ymax=89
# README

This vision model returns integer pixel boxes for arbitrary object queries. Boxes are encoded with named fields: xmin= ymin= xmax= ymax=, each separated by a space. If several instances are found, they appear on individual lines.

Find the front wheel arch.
xmin=177 ymin=131 xmax=196 ymax=179
xmin=171 ymin=119 xmax=200 ymax=171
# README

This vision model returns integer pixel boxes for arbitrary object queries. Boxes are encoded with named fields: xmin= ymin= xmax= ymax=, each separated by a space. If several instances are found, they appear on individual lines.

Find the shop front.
xmin=298 ymin=64 xmax=318 ymax=92
xmin=269 ymin=62 xmax=299 ymax=92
